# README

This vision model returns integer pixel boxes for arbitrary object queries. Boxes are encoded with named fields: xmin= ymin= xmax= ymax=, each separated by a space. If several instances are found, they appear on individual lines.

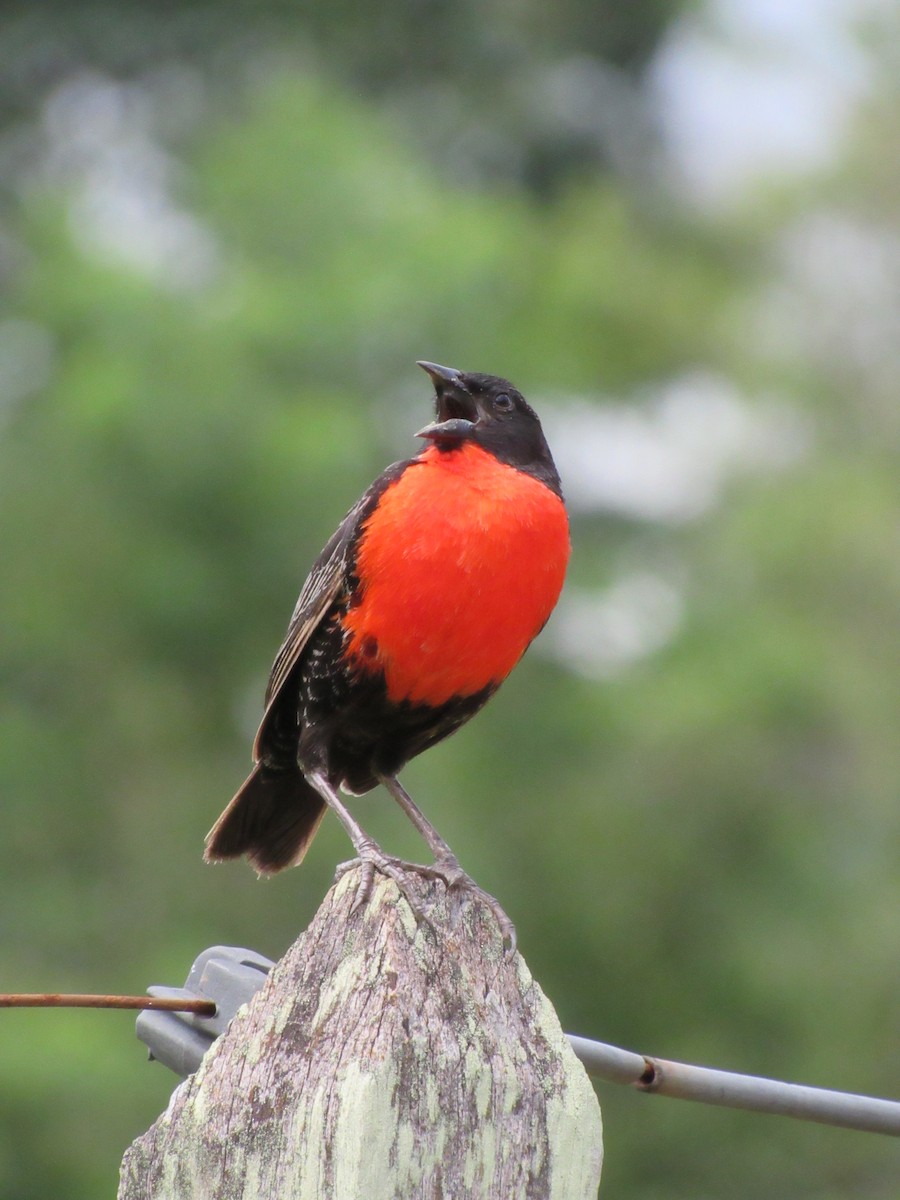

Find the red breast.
xmin=341 ymin=442 xmax=570 ymax=707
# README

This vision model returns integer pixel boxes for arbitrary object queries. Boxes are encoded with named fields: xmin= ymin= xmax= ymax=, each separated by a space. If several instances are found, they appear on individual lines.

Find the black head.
xmin=415 ymin=361 xmax=562 ymax=498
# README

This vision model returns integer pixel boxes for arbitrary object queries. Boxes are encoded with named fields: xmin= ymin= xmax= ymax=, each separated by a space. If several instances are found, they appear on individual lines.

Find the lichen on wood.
xmin=119 ymin=868 xmax=603 ymax=1199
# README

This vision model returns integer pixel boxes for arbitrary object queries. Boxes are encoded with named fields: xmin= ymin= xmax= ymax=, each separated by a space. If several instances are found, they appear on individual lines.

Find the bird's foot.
xmin=403 ymin=854 xmax=517 ymax=954
xmin=334 ymin=847 xmax=436 ymax=930
xmin=335 ymin=849 xmax=516 ymax=952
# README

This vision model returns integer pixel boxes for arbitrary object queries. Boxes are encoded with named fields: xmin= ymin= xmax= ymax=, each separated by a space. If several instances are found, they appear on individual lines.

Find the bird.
xmin=205 ymin=361 xmax=570 ymax=947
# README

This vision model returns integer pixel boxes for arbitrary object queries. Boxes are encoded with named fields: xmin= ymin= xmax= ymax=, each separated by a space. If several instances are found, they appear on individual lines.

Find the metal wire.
xmin=0 ymin=993 xmax=216 ymax=1015
xmin=4 ymin=989 xmax=899 ymax=1136
xmin=568 ymin=1035 xmax=900 ymax=1137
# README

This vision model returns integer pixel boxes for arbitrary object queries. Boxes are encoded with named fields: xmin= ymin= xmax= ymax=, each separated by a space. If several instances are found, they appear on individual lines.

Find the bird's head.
xmin=415 ymin=360 xmax=561 ymax=495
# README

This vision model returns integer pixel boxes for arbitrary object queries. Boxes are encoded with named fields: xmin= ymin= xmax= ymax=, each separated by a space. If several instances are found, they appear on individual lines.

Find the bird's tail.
xmin=204 ymin=764 xmax=327 ymax=875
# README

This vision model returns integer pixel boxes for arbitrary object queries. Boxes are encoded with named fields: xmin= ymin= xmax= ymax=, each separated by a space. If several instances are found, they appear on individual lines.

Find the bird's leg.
xmin=306 ymin=771 xmax=433 ymax=927
xmin=377 ymin=773 xmax=460 ymax=867
xmin=378 ymin=774 xmax=517 ymax=952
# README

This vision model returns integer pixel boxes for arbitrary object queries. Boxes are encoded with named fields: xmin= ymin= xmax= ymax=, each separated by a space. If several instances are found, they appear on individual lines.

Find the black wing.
xmin=251 ymin=459 xmax=411 ymax=761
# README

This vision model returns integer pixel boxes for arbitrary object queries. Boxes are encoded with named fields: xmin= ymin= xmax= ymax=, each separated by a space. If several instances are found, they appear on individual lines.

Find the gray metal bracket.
xmin=136 ymin=945 xmax=274 ymax=1077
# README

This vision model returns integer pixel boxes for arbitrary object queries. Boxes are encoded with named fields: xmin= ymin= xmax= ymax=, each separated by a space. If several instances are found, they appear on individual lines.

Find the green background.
xmin=0 ymin=2 xmax=898 ymax=1196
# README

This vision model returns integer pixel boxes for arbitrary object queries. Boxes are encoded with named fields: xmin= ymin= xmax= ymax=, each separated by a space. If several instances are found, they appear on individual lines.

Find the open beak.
xmin=415 ymin=360 xmax=477 ymax=443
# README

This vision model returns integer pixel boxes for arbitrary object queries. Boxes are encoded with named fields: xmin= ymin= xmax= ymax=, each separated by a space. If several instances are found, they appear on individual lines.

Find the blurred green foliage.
xmin=1 ymin=9 xmax=899 ymax=1200
xmin=0 ymin=0 xmax=675 ymax=198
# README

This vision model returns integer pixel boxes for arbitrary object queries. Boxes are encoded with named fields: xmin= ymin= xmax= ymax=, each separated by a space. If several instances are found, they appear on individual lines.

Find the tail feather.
xmin=204 ymin=765 xmax=327 ymax=875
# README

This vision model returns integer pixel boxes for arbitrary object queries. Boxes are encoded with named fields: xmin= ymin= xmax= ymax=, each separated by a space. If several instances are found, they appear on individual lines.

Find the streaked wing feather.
xmin=252 ymin=460 xmax=412 ymax=762
xmin=263 ymin=540 xmax=345 ymax=708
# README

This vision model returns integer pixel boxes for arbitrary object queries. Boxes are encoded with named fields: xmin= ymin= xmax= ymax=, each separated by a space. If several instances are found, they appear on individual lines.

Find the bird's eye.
xmin=492 ymin=393 xmax=514 ymax=413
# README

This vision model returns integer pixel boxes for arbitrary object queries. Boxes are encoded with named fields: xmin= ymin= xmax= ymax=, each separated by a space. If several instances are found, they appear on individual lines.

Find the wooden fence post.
xmin=119 ymin=868 xmax=603 ymax=1198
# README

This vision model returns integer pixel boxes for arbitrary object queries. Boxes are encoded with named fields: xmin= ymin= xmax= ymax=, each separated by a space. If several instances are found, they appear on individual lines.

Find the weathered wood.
xmin=119 ymin=868 xmax=603 ymax=1199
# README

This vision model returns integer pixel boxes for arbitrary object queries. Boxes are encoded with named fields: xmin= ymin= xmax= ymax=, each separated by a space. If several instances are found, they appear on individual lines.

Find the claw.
xmin=455 ymin=878 xmax=516 ymax=953
xmin=342 ymin=859 xmax=375 ymax=913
